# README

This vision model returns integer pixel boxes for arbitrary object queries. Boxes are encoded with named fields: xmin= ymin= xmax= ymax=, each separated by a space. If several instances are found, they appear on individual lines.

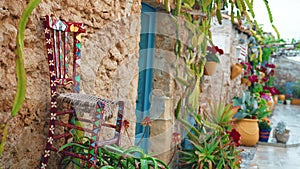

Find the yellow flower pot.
xmin=230 ymin=63 xmax=243 ymax=80
xmin=278 ymin=94 xmax=285 ymax=101
xmin=234 ymin=118 xmax=259 ymax=146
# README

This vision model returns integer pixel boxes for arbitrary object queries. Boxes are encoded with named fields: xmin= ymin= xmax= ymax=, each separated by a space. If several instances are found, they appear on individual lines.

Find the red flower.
xmin=123 ymin=120 xmax=130 ymax=130
xmin=266 ymin=63 xmax=276 ymax=68
xmin=227 ymin=128 xmax=241 ymax=147
xmin=207 ymin=45 xmax=224 ymax=55
xmin=141 ymin=116 xmax=152 ymax=126
xmin=172 ymin=132 xmax=181 ymax=144
xmin=262 ymin=77 xmax=269 ymax=82
xmin=268 ymin=69 xmax=275 ymax=76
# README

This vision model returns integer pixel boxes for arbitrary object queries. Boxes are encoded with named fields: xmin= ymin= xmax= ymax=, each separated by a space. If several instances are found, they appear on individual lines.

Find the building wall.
xmin=274 ymin=57 xmax=300 ymax=85
xmin=147 ymin=14 xmax=249 ymax=163
xmin=0 ymin=0 xmax=141 ymax=168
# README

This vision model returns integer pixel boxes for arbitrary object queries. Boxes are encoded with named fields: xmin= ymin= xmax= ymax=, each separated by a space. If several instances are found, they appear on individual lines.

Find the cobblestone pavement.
xmin=248 ymin=104 xmax=300 ymax=169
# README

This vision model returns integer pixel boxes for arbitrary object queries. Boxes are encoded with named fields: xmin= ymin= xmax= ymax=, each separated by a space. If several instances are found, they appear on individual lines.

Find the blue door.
xmin=135 ymin=3 xmax=156 ymax=153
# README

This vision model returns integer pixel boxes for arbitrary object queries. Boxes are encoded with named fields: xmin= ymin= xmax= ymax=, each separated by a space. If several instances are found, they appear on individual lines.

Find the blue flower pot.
xmin=259 ymin=128 xmax=271 ymax=142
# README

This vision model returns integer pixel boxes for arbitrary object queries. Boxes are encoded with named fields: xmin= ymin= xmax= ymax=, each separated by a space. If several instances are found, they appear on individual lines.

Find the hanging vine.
xmin=157 ymin=0 xmax=279 ymax=117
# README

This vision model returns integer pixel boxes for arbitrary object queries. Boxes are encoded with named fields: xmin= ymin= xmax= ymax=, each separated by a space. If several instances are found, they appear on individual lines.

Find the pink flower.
xmin=262 ymin=77 xmax=269 ymax=82
xmin=260 ymin=93 xmax=272 ymax=101
xmin=248 ymin=75 xmax=258 ymax=83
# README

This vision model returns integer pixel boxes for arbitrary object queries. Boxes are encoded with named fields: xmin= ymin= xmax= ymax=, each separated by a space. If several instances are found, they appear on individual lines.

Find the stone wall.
xmin=200 ymin=18 xmax=248 ymax=105
xmin=147 ymin=12 xmax=249 ymax=163
xmin=0 ymin=0 xmax=141 ymax=168
xmin=274 ymin=57 xmax=300 ymax=87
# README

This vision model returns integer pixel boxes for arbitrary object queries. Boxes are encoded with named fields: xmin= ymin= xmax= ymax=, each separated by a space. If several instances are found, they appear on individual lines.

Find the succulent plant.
xmin=275 ymin=121 xmax=287 ymax=135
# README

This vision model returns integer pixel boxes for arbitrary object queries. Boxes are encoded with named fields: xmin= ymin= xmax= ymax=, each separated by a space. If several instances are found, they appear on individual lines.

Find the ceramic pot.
xmin=230 ymin=63 xmax=243 ymax=80
xmin=241 ymin=78 xmax=248 ymax=84
xmin=278 ymin=94 xmax=285 ymax=101
xmin=275 ymin=129 xmax=290 ymax=143
xmin=204 ymin=62 xmax=217 ymax=76
xmin=259 ymin=128 xmax=271 ymax=142
xmin=246 ymin=80 xmax=251 ymax=87
xmin=291 ymin=98 xmax=300 ymax=105
xmin=234 ymin=118 xmax=259 ymax=146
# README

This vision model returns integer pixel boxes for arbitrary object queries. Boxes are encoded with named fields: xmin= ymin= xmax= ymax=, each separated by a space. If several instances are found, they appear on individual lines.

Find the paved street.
xmin=249 ymin=104 xmax=300 ymax=169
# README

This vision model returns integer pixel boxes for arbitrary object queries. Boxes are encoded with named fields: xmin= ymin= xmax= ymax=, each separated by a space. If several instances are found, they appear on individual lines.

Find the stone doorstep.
xmin=258 ymin=140 xmax=300 ymax=148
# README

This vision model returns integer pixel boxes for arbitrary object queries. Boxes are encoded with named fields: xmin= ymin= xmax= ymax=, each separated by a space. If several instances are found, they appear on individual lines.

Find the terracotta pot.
xmin=234 ymin=118 xmax=259 ymax=146
xmin=291 ymin=98 xmax=300 ymax=105
xmin=273 ymin=95 xmax=278 ymax=111
xmin=230 ymin=63 xmax=243 ymax=80
xmin=204 ymin=62 xmax=217 ymax=76
xmin=278 ymin=94 xmax=285 ymax=101
xmin=246 ymin=80 xmax=251 ymax=87
xmin=241 ymin=78 xmax=248 ymax=84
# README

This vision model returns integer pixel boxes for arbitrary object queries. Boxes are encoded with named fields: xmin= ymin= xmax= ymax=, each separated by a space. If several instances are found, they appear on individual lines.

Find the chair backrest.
xmin=44 ymin=15 xmax=86 ymax=94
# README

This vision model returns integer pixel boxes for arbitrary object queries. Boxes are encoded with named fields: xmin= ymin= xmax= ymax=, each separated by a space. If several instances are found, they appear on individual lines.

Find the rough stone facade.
xmin=0 ymin=0 xmax=141 ymax=168
xmin=1 ymin=0 xmax=250 ymax=168
xmin=274 ymin=57 xmax=300 ymax=87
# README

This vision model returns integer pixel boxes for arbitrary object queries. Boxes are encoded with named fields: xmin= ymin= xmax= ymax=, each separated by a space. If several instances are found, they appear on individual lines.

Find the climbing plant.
xmin=156 ymin=0 xmax=279 ymax=117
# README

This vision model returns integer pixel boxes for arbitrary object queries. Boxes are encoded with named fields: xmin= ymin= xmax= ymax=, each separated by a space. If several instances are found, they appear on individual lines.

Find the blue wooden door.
xmin=135 ymin=3 xmax=156 ymax=153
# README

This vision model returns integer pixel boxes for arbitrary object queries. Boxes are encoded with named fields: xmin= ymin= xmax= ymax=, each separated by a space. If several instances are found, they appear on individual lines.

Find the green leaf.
xmin=175 ymin=98 xmax=182 ymax=119
xmin=12 ymin=0 xmax=42 ymax=117
xmin=58 ymin=142 xmax=88 ymax=152
xmin=140 ymin=159 xmax=149 ymax=169
xmin=100 ymin=166 xmax=114 ymax=169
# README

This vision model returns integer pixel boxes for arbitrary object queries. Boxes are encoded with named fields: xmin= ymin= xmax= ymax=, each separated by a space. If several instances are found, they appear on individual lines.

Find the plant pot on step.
xmin=234 ymin=118 xmax=259 ymax=146
xmin=204 ymin=61 xmax=217 ymax=76
xmin=291 ymin=98 xmax=300 ymax=105
xmin=275 ymin=129 xmax=290 ymax=143
xmin=259 ymin=128 xmax=271 ymax=142
xmin=241 ymin=78 xmax=248 ymax=84
xmin=230 ymin=63 xmax=243 ymax=80
xmin=278 ymin=94 xmax=285 ymax=102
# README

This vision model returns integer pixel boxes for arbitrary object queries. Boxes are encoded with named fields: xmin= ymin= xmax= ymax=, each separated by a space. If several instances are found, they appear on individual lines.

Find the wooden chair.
xmin=40 ymin=15 xmax=125 ymax=169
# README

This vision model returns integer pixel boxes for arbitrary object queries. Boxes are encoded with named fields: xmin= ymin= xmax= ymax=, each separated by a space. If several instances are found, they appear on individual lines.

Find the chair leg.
xmin=40 ymin=122 xmax=56 ymax=169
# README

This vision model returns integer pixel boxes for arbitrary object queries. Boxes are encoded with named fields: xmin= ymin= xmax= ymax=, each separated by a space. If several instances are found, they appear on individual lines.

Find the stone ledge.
xmin=258 ymin=140 xmax=300 ymax=148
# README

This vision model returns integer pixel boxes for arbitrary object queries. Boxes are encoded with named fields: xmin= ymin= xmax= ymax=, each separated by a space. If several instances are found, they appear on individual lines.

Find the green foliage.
xmin=204 ymin=99 xmax=236 ymax=130
xmin=59 ymin=141 xmax=169 ymax=169
xmin=13 ymin=0 xmax=42 ymax=117
xmin=232 ymin=91 xmax=258 ymax=120
xmin=292 ymin=80 xmax=300 ymax=98
xmin=258 ymin=120 xmax=271 ymax=130
xmin=178 ymin=104 xmax=241 ymax=169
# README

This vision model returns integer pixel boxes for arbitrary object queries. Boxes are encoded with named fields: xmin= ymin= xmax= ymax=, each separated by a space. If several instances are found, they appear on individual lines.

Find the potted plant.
xmin=258 ymin=117 xmax=272 ymax=142
xmin=177 ymin=100 xmax=242 ymax=169
xmin=285 ymin=94 xmax=292 ymax=105
xmin=240 ymin=61 xmax=252 ymax=86
xmin=274 ymin=121 xmax=290 ymax=144
xmin=204 ymin=45 xmax=223 ymax=76
xmin=231 ymin=91 xmax=260 ymax=146
xmin=231 ymin=63 xmax=243 ymax=80
xmin=291 ymin=80 xmax=300 ymax=104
